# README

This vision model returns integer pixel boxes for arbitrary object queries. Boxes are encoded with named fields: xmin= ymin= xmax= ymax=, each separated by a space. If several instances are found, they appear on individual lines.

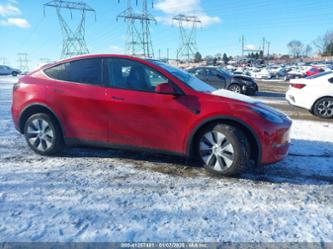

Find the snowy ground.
xmin=0 ymin=76 xmax=333 ymax=242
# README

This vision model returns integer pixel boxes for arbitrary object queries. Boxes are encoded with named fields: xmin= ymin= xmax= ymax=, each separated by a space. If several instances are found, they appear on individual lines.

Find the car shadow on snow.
xmin=62 ymin=139 xmax=333 ymax=185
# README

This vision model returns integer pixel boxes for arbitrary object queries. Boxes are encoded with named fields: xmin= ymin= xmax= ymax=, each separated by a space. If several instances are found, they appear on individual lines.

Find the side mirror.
xmin=156 ymin=82 xmax=181 ymax=96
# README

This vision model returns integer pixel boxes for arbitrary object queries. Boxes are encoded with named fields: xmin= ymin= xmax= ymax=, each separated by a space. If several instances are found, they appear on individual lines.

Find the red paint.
xmin=12 ymin=54 xmax=291 ymax=165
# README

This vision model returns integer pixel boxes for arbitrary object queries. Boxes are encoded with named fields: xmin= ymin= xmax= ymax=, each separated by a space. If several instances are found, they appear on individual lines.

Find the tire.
xmin=24 ymin=113 xmax=64 ymax=155
xmin=12 ymin=71 xmax=18 ymax=77
xmin=228 ymin=84 xmax=242 ymax=94
xmin=196 ymin=124 xmax=250 ymax=176
xmin=313 ymin=97 xmax=333 ymax=119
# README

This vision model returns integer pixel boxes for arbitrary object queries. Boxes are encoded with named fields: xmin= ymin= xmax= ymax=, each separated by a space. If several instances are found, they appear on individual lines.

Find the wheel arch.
xmin=186 ymin=116 xmax=262 ymax=164
xmin=18 ymin=103 xmax=64 ymax=136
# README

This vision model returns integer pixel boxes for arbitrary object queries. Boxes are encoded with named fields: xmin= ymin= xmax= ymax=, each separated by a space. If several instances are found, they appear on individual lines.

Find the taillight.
xmin=291 ymin=83 xmax=306 ymax=89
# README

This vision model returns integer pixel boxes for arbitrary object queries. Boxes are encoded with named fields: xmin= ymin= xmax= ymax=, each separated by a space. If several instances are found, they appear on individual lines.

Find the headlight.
xmin=252 ymin=105 xmax=284 ymax=124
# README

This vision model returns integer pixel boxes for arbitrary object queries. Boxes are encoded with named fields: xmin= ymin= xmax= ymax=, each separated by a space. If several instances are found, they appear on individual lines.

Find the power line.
xmin=44 ymin=0 xmax=96 ymax=59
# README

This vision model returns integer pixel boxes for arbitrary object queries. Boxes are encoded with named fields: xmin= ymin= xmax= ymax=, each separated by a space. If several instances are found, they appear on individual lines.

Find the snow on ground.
xmin=0 ymin=76 xmax=333 ymax=242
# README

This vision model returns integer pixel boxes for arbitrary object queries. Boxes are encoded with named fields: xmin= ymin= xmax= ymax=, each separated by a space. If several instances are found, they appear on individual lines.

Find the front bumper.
xmin=259 ymin=118 xmax=292 ymax=165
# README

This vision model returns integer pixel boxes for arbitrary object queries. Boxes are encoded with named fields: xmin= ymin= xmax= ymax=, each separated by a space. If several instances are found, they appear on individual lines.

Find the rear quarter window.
xmin=44 ymin=58 xmax=102 ymax=85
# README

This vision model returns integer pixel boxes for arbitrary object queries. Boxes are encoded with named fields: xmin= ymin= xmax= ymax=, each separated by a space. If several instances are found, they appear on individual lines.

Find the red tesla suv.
xmin=12 ymin=54 xmax=292 ymax=176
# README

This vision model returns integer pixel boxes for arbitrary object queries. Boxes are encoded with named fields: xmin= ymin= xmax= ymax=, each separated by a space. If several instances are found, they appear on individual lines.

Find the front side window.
xmin=105 ymin=58 xmax=168 ymax=92
xmin=149 ymin=60 xmax=216 ymax=93
xmin=44 ymin=58 xmax=102 ymax=86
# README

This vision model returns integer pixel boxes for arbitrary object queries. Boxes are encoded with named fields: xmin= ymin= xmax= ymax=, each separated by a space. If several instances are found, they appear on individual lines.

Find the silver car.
xmin=0 ymin=65 xmax=21 ymax=76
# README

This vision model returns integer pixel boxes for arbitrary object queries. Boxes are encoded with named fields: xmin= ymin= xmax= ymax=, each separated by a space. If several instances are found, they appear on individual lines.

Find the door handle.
xmin=112 ymin=96 xmax=124 ymax=101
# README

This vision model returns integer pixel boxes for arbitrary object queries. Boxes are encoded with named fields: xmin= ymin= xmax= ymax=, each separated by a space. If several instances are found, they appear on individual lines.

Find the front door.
xmin=104 ymin=58 xmax=198 ymax=153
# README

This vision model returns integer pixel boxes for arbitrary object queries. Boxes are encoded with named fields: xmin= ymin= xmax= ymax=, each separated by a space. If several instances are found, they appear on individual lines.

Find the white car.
xmin=286 ymin=72 xmax=333 ymax=119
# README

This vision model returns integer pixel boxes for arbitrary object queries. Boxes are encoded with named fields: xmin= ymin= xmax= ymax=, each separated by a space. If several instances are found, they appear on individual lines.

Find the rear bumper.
xmin=286 ymin=89 xmax=313 ymax=110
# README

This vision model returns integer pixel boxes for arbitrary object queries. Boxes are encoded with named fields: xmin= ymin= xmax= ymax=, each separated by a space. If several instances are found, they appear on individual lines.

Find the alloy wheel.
xmin=199 ymin=131 xmax=235 ymax=172
xmin=26 ymin=118 xmax=55 ymax=152
xmin=317 ymin=100 xmax=333 ymax=118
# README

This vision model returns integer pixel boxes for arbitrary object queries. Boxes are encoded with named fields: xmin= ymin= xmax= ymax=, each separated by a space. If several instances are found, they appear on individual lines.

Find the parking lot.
xmin=0 ymin=76 xmax=332 ymax=242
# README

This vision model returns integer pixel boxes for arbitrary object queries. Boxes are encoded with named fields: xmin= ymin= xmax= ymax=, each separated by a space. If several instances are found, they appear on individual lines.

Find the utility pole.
xmin=167 ymin=48 xmax=169 ymax=61
xmin=262 ymin=37 xmax=266 ymax=58
xmin=44 ymin=0 xmax=96 ymax=59
xmin=173 ymin=14 xmax=201 ymax=64
xmin=240 ymin=35 xmax=245 ymax=57
xmin=17 ymin=53 xmax=30 ymax=72
xmin=267 ymin=41 xmax=271 ymax=58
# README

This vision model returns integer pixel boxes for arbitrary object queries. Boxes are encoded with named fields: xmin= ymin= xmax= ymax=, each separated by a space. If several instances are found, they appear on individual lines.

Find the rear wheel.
xmin=196 ymin=124 xmax=250 ymax=176
xmin=228 ymin=84 xmax=242 ymax=93
xmin=313 ymin=97 xmax=333 ymax=119
xmin=24 ymin=113 xmax=64 ymax=155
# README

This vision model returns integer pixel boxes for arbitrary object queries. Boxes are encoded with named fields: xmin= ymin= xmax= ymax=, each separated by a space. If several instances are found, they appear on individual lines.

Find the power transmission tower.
xmin=17 ymin=53 xmax=30 ymax=72
xmin=173 ymin=14 xmax=201 ymax=63
xmin=44 ymin=0 xmax=96 ymax=59
xmin=117 ymin=0 xmax=156 ymax=58
xmin=0 ymin=57 xmax=10 ymax=65
xmin=117 ymin=0 xmax=143 ymax=56
xmin=141 ymin=0 xmax=156 ymax=58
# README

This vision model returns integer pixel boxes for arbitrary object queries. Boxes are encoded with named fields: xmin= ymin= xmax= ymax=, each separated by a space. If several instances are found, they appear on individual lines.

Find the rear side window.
xmin=44 ymin=58 xmax=102 ymax=86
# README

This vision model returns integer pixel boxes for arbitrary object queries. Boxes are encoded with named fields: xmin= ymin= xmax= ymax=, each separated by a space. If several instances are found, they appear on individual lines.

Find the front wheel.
xmin=24 ymin=113 xmax=64 ymax=155
xmin=313 ymin=97 xmax=333 ymax=119
xmin=228 ymin=84 xmax=242 ymax=94
xmin=196 ymin=124 xmax=250 ymax=176
xmin=12 ymin=71 xmax=18 ymax=77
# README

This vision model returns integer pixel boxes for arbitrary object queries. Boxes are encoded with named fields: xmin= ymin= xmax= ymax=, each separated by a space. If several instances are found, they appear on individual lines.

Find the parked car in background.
xmin=305 ymin=66 xmax=325 ymax=77
xmin=286 ymin=72 xmax=333 ymax=119
xmin=251 ymin=69 xmax=272 ymax=79
xmin=187 ymin=66 xmax=258 ymax=95
xmin=12 ymin=54 xmax=291 ymax=176
xmin=286 ymin=67 xmax=306 ymax=80
xmin=0 ymin=65 xmax=21 ymax=76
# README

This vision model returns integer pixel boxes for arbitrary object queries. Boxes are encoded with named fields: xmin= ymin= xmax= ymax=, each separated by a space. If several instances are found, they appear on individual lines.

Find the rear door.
xmin=44 ymin=58 xmax=109 ymax=143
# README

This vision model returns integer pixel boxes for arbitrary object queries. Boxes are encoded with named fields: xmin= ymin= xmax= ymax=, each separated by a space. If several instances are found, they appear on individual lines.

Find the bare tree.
xmin=313 ymin=30 xmax=333 ymax=55
xmin=287 ymin=40 xmax=304 ymax=58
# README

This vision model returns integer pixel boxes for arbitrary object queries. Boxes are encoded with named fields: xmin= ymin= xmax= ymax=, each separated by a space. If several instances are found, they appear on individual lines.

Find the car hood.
xmin=211 ymin=89 xmax=257 ymax=104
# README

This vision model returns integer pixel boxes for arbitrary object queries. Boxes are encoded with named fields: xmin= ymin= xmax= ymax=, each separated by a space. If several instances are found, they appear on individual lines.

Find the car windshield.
xmin=307 ymin=71 xmax=332 ymax=79
xmin=148 ymin=60 xmax=216 ymax=92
